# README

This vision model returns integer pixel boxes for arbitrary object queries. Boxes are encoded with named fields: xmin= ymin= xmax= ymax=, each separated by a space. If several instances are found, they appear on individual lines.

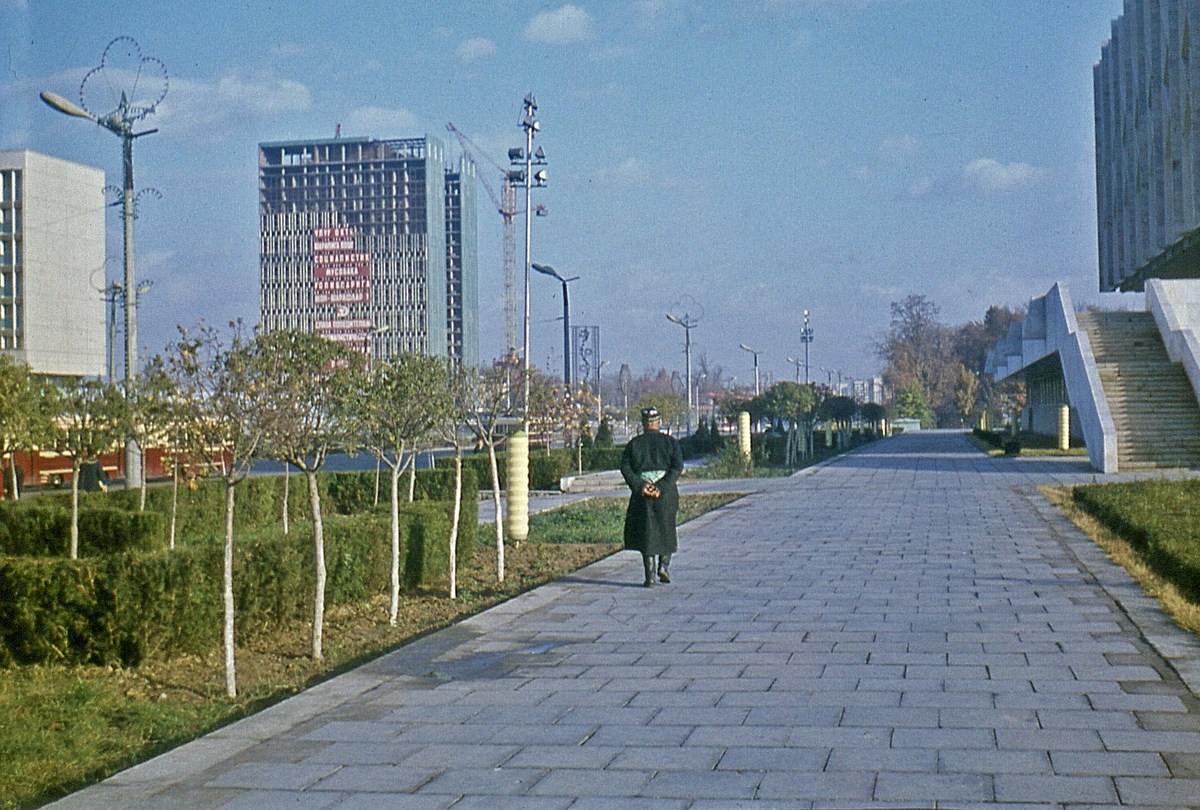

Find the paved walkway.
xmin=51 ymin=431 xmax=1200 ymax=809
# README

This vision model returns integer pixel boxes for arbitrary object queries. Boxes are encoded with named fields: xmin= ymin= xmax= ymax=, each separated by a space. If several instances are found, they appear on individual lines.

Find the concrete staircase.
xmin=1076 ymin=310 xmax=1200 ymax=469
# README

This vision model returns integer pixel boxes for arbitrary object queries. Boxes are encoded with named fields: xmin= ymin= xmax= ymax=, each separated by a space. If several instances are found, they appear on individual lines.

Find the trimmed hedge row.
xmin=0 ymin=503 xmax=462 ymax=667
xmin=441 ymin=446 xmax=625 ymax=491
xmin=0 ymin=504 xmax=166 ymax=557
xmin=0 ymin=468 xmax=477 ymax=559
xmin=0 ymin=467 xmax=478 ymax=667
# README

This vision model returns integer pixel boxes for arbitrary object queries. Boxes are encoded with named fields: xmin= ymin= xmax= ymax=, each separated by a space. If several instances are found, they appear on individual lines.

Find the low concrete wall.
xmin=1146 ymin=278 xmax=1200 ymax=414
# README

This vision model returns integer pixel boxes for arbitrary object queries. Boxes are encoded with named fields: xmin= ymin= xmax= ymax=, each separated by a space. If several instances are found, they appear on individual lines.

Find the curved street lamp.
xmin=531 ymin=263 xmax=578 ymax=387
xmin=667 ymin=312 xmax=699 ymax=434
xmin=41 ymin=52 xmax=163 ymax=491
xmin=739 ymin=343 xmax=762 ymax=396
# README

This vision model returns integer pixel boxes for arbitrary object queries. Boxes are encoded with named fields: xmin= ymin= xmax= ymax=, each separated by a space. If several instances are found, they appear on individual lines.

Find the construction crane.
xmin=446 ymin=121 xmax=532 ymax=362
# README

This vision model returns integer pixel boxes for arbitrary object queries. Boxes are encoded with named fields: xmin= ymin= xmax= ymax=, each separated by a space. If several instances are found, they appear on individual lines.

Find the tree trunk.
xmin=9 ymin=457 xmax=19 ymax=501
xmin=448 ymin=446 xmax=462 ymax=600
xmin=69 ymin=459 xmax=81 ymax=559
xmin=374 ymin=457 xmax=381 ymax=507
xmin=282 ymin=464 xmax=290 ymax=536
xmin=407 ymin=451 xmax=417 ymax=502
xmin=223 ymin=481 xmax=237 ymax=698
xmin=487 ymin=440 xmax=504 ymax=582
xmin=169 ymin=454 xmax=179 ymax=550
xmin=307 ymin=470 xmax=326 ymax=660
xmin=139 ymin=456 xmax=148 ymax=511
xmin=389 ymin=460 xmax=402 ymax=626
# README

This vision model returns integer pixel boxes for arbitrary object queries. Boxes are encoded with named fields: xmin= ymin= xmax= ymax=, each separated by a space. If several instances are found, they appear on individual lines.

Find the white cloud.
xmin=457 ymin=37 xmax=498 ymax=61
xmin=154 ymin=70 xmax=310 ymax=135
xmin=908 ymin=176 xmax=935 ymax=197
xmin=524 ymin=5 xmax=596 ymax=45
xmin=962 ymin=157 xmax=1045 ymax=193
xmin=345 ymin=106 xmax=421 ymax=137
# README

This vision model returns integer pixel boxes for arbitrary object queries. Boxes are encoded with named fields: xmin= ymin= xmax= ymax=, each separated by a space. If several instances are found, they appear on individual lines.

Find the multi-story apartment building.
xmin=0 ymin=149 xmax=106 ymax=378
xmin=1095 ymin=0 xmax=1200 ymax=291
xmin=445 ymin=159 xmax=478 ymax=368
xmin=258 ymin=135 xmax=477 ymax=364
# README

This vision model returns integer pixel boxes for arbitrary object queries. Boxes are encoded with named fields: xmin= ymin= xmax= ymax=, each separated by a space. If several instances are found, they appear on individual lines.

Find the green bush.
xmin=12 ymin=467 xmax=473 ymax=559
xmin=0 ymin=505 xmax=164 ymax=557
xmin=1072 ymin=480 xmax=1200 ymax=602
xmin=0 ymin=498 xmax=471 ymax=668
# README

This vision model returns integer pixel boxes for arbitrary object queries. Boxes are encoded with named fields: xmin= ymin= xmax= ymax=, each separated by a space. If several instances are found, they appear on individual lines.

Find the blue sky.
xmin=2 ymin=0 xmax=1129 ymax=389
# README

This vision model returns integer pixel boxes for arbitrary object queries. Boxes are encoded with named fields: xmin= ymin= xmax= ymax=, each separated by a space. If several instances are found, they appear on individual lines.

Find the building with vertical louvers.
xmin=258 ymin=136 xmax=477 ymax=363
xmin=1095 ymin=0 xmax=1200 ymax=291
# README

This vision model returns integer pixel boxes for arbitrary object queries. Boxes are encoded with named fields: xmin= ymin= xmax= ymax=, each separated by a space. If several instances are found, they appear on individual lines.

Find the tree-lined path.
xmin=52 ymin=431 xmax=1200 ymax=809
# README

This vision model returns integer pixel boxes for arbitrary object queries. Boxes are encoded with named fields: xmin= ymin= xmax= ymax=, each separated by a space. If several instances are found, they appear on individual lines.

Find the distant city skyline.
xmin=2 ymin=1 xmax=1127 ymax=389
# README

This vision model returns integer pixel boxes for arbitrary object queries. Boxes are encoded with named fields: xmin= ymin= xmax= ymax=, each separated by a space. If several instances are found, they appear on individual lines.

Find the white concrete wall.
xmin=0 ymin=150 xmax=106 ymax=378
xmin=1146 ymin=278 xmax=1200 ymax=412
xmin=986 ymin=282 xmax=1117 ymax=473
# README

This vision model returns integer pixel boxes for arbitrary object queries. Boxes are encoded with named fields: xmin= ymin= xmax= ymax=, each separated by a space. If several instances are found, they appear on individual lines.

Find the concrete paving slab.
xmin=45 ymin=431 xmax=1200 ymax=808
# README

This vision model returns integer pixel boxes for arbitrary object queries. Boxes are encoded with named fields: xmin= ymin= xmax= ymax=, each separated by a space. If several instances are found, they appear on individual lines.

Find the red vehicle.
xmin=0 ymin=447 xmax=224 ymax=498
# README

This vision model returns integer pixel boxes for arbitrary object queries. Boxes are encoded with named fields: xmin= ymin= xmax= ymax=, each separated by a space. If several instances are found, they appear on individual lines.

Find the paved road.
xmin=51 ymin=431 xmax=1200 ymax=809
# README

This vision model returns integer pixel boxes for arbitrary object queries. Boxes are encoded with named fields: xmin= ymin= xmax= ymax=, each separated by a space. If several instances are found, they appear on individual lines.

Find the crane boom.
xmin=446 ymin=121 xmax=520 ymax=357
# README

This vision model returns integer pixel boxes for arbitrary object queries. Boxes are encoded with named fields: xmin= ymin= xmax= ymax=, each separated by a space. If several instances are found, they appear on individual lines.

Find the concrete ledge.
xmin=560 ymin=469 xmax=624 ymax=492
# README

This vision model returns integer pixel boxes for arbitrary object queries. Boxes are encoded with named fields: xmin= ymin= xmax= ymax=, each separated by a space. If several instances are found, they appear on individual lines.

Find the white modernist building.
xmin=1094 ymin=0 xmax=1200 ymax=291
xmin=0 ymin=149 xmax=106 ymax=378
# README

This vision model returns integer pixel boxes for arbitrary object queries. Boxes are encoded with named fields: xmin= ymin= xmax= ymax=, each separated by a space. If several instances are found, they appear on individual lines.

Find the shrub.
xmin=1003 ymin=438 xmax=1022 ymax=456
xmin=0 ymin=499 xmax=469 ymax=668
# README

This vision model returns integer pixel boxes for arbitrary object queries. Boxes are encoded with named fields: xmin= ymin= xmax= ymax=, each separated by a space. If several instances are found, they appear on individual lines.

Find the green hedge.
xmin=0 ymin=502 xmax=468 ymax=668
xmin=0 ymin=465 xmax=478 ymax=667
xmin=1072 ymin=480 xmax=1200 ymax=602
xmin=1 ymin=467 xmax=476 ymax=561
xmin=0 ymin=504 xmax=165 ymax=557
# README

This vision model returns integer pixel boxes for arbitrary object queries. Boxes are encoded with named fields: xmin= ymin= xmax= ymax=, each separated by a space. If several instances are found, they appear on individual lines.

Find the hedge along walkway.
xmin=49 ymin=430 xmax=1200 ymax=809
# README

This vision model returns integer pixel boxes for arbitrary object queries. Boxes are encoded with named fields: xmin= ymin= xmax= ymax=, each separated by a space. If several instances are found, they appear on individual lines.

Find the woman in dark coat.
xmin=620 ymin=407 xmax=685 ymax=586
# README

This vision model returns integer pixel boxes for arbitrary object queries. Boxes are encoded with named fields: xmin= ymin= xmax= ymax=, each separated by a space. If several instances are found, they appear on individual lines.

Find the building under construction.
xmin=258 ymin=135 xmax=477 ymax=364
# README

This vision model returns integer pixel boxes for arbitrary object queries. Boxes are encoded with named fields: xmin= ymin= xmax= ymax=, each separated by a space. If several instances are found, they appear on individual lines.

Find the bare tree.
xmin=161 ymin=323 xmax=271 ymax=698
xmin=438 ymin=363 xmax=471 ymax=600
xmin=459 ymin=361 xmax=514 ymax=582
xmin=53 ymin=378 xmax=131 ymax=559
xmin=254 ymin=330 xmax=363 ymax=661
xmin=0 ymin=356 xmax=54 ymax=501
xmin=358 ymin=353 xmax=451 ymax=624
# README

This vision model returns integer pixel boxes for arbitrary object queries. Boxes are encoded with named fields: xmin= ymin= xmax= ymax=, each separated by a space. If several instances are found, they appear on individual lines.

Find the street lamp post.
xmin=510 ymin=93 xmax=547 ymax=422
xmin=666 ymin=311 xmax=699 ymax=434
xmin=739 ymin=343 xmax=762 ymax=396
xmin=41 ymin=73 xmax=161 ymax=491
xmin=800 ymin=310 xmax=814 ymax=385
xmin=786 ymin=356 xmax=807 ymax=384
xmin=531 ymin=263 xmax=578 ymax=387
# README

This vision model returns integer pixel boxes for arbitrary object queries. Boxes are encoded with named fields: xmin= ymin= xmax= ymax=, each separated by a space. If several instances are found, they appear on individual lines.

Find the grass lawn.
xmin=0 ymin=491 xmax=743 ymax=810
xmin=1043 ymin=479 xmax=1200 ymax=639
xmin=969 ymin=429 xmax=1088 ymax=457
